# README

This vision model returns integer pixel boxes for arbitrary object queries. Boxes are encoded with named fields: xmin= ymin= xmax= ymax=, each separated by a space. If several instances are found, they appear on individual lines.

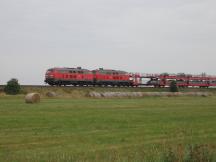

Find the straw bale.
xmin=25 ymin=93 xmax=40 ymax=104
xmin=196 ymin=92 xmax=211 ymax=97
xmin=144 ymin=92 xmax=161 ymax=96
xmin=167 ymin=93 xmax=176 ymax=97
xmin=46 ymin=91 xmax=57 ymax=97
xmin=88 ymin=91 xmax=213 ymax=98
xmin=102 ymin=92 xmax=116 ymax=98
xmin=89 ymin=92 xmax=102 ymax=98
xmin=98 ymin=92 xmax=145 ymax=98
xmin=133 ymin=92 xmax=143 ymax=97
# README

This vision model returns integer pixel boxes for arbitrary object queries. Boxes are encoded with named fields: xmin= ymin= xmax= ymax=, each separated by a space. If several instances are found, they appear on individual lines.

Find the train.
xmin=45 ymin=67 xmax=216 ymax=87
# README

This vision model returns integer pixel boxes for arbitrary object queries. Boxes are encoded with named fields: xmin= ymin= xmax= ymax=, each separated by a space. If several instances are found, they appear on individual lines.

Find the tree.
xmin=169 ymin=80 xmax=179 ymax=92
xmin=4 ymin=78 xmax=21 ymax=95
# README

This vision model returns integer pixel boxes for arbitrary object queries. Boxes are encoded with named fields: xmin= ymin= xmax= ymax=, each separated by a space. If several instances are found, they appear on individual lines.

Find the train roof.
xmin=48 ymin=67 xmax=90 ymax=71
xmin=94 ymin=68 xmax=128 ymax=74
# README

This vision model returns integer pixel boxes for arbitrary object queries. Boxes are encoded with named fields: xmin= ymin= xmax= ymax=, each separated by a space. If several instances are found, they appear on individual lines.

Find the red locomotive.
xmin=45 ymin=67 xmax=140 ymax=86
xmin=45 ymin=67 xmax=93 ymax=86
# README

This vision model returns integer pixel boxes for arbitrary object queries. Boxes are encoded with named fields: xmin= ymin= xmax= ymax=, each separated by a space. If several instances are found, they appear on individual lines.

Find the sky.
xmin=0 ymin=0 xmax=216 ymax=85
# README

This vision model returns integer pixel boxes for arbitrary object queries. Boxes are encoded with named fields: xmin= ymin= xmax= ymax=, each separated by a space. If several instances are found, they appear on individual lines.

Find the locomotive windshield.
xmin=47 ymin=69 xmax=54 ymax=72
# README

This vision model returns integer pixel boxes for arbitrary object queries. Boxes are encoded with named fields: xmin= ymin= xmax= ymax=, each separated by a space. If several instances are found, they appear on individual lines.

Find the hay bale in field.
xmin=88 ymin=91 xmax=214 ymax=98
xmin=133 ymin=92 xmax=143 ymax=97
xmin=101 ymin=92 xmax=115 ymax=98
xmin=144 ymin=92 xmax=161 ymax=97
xmin=89 ymin=91 xmax=102 ymax=98
xmin=176 ymin=92 xmax=184 ymax=96
xmin=99 ymin=92 xmax=145 ymax=98
xmin=25 ymin=93 xmax=40 ymax=103
xmin=181 ymin=92 xmax=212 ymax=97
xmin=166 ymin=92 xmax=176 ymax=97
xmin=196 ymin=92 xmax=212 ymax=97
xmin=46 ymin=91 xmax=57 ymax=97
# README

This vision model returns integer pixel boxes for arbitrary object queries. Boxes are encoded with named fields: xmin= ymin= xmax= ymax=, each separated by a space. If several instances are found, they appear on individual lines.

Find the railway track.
xmin=1 ymin=84 xmax=215 ymax=88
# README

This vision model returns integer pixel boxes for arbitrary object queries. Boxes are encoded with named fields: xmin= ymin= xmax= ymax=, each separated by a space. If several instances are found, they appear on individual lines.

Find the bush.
xmin=170 ymin=80 xmax=179 ymax=92
xmin=4 ymin=78 xmax=21 ymax=95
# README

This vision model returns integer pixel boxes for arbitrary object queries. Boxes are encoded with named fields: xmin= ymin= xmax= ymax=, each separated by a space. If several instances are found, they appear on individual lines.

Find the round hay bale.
xmin=25 ymin=93 xmax=40 ymax=104
xmin=46 ymin=91 xmax=57 ymax=97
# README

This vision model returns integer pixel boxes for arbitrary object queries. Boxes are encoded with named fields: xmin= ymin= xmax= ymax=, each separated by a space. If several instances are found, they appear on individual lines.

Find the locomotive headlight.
xmin=129 ymin=77 xmax=133 ymax=81
xmin=46 ymin=74 xmax=54 ymax=78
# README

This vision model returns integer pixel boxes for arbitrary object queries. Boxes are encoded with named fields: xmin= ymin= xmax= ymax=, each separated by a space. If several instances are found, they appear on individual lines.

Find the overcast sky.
xmin=0 ymin=0 xmax=216 ymax=85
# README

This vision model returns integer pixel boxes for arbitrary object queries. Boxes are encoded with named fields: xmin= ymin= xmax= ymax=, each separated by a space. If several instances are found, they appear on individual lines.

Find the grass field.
xmin=0 ymin=95 xmax=216 ymax=161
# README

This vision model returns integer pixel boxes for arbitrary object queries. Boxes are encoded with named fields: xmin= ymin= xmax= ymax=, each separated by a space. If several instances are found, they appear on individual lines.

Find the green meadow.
xmin=0 ymin=95 xmax=216 ymax=161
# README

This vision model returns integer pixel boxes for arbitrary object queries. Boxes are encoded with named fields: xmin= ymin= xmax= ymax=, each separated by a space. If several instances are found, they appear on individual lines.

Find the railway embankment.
xmin=1 ymin=85 xmax=216 ymax=98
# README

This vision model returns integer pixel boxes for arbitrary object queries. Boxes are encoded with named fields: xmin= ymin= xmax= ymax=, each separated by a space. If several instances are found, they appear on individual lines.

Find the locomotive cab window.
xmin=48 ymin=69 xmax=54 ymax=72
xmin=78 ymin=71 xmax=83 ymax=74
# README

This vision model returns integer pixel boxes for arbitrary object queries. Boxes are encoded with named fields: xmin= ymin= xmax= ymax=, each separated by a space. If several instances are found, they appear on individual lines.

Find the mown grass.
xmin=0 ymin=96 xmax=216 ymax=161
